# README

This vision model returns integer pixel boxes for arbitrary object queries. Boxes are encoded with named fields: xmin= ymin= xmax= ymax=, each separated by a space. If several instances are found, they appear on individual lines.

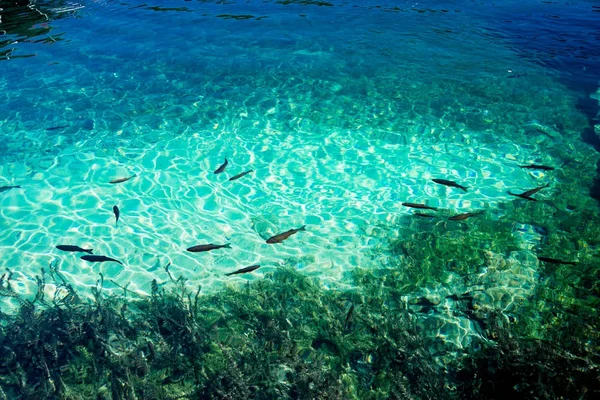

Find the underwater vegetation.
xmin=1 ymin=210 xmax=599 ymax=400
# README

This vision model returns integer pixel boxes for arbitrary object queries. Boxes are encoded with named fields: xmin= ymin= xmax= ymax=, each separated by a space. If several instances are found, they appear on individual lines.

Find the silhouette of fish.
xmin=266 ymin=225 xmax=306 ymax=244
xmin=344 ymin=304 xmax=355 ymax=332
xmin=521 ymin=183 xmax=549 ymax=197
xmin=448 ymin=210 xmax=485 ymax=221
xmin=537 ymin=256 xmax=577 ymax=266
xmin=446 ymin=292 xmax=475 ymax=302
xmin=225 ymin=265 xmax=260 ymax=276
xmin=214 ymin=158 xmax=228 ymax=174
xmin=56 ymin=245 xmax=93 ymax=254
xmin=414 ymin=213 xmax=436 ymax=218
xmin=187 ymin=243 xmax=231 ymax=252
xmin=45 ymin=125 xmax=69 ymax=131
xmin=432 ymin=179 xmax=468 ymax=192
xmin=109 ymin=175 xmax=136 ymax=184
xmin=507 ymin=192 xmax=537 ymax=201
xmin=402 ymin=202 xmax=438 ymax=211
xmin=113 ymin=205 xmax=120 ymax=226
xmin=229 ymin=169 xmax=253 ymax=181
xmin=519 ymin=165 xmax=555 ymax=171
xmin=0 ymin=185 xmax=21 ymax=193
xmin=508 ymin=184 xmax=549 ymax=201
xmin=81 ymin=255 xmax=123 ymax=265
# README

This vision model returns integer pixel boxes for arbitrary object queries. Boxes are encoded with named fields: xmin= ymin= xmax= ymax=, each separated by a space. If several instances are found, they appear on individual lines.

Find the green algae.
xmin=1 ymin=228 xmax=599 ymax=400
xmin=384 ymin=214 xmax=520 ymax=292
xmin=1 ymin=187 xmax=599 ymax=399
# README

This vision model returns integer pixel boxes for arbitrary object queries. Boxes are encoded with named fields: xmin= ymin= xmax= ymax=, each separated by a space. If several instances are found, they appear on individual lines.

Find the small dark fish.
xmin=344 ymin=304 xmax=355 ymax=332
xmin=446 ymin=292 xmax=474 ymax=302
xmin=521 ymin=183 xmax=549 ymax=197
xmin=225 ymin=264 xmax=260 ymax=276
xmin=56 ymin=245 xmax=93 ymax=254
xmin=537 ymin=256 xmax=577 ymax=266
xmin=266 ymin=225 xmax=306 ymax=244
xmin=45 ymin=125 xmax=70 ymax=131
xmin=507 ymin=191 xmax=537 ymax=201
xmin=229 ymin=169 xmax=253 ymax=181
xmin=432 ymin=179 xmax=468 ymax=192
xmin=519 ymin=164 xmax=555 ymax=171
xmin=414 ymin=297 xmax=438 ymax=307
xmin=411 ymin=297 xmax=438 ymax=314
xmin=507 ymin=73 xmax=527 ymax=78
xmin=109 ymin=174 xmax=136 ymax=184
xmin=187 ymin=243 xmax=232 ymax=252
xmin=81 ymin=255 xmax=123 ymax=265
xmin=0 ymin=185 xmax=21 ymax=193
xmin=508 ymin=184 xmax=549 ymax=201
xmin=214 ymin=158 xmax=228 ymax=174
xmin=147 ymin=341 xmax=156 ymax=360
xmin=448 ymin=210 xmax=485 ymax=221
xmin=414 ymin=213 xmax=436 ymax=218
xmin=113 ymin=205 xmax=120 ymax=226
xmin=311 ymin=337 xmax=340 ymax=355
xmin=402 ymin=202 xmax=438 ymax=211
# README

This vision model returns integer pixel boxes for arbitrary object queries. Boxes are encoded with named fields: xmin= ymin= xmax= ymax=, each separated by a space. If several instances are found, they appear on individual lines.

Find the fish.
xmin=147 ymin=341 xmax=156 ymax=360
xmin=521 ymin=183 xmax=550 ymax=197
xmin=537 ymin=256 xmax=578 ymax=266
xmin=186 ymin=243 xmax=232 ymax=252
xmin=507 ymin=192 xmax=537 ymax=201
xmin=414 ymin=213 xmax=436 ymax=218
xmin=0 ymin=185 xmax=21 ymax=193
xmin=446 ymin=292 xmax=474 ymax=302
xmin=507 ymin=73 xmax=527 ymax=78
xmin=344 ymin=304 xmax=355 ymax=332
xmin=225 ymin=265 xmax=261 ymax=276
xmin=448 ymin=210 xmax=485 ymax=221
xmin=229 ymin=169 xmax=253 ymax=181
xmin=401 ymin=202 xmax=438 ymax=211
xmin=508 ymin=184 xmax=550 ymax=201
xmin=56 ymin=245 xmax=93 ymax=254
xmin=81 ymin=255 xmax=123 ymax=265
xmin=431 ymin=179 xmax=468 ymax=192
xmin=109 ymin=174 xmax=136 ymax=184
xmin=266 ymin=225 xmax=307 ymax=244
xmin=411 ymin=297 xmax=438 ymax=313
xmin=213 ymin=158 xmax=228 ymax=174
xmin=519 ymin=165 xmax=555 ymax=171
xmin=533 ymin=127 xmax=560 ymax=138
xmin=113 ymin=205 xmax=120 ymax=226
xmin=45 ymin=125 xmax=70 ymax=131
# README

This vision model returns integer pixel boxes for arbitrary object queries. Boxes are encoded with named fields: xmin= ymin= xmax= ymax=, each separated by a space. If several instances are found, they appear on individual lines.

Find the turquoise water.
xmin=1 ymin=0 xmax=599 ymax=397
xmin=1 ymin=0 xmax=597 ymax=312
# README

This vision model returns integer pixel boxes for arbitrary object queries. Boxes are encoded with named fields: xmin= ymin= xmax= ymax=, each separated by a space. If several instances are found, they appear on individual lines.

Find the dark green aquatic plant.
xmin=454 ymin=310 xmax=600 ymax=399
xmin=0 ymin=247 xmax=598 ymax=399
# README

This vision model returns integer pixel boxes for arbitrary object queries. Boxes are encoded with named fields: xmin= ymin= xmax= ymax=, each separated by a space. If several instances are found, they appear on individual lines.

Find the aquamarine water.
xmin=1 ymin=1 xmax=599 ymax=396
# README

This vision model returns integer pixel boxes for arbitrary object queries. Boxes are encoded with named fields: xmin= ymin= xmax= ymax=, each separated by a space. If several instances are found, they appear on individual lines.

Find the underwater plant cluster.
xmin=1 ymin=220 xmax=599 ymax=400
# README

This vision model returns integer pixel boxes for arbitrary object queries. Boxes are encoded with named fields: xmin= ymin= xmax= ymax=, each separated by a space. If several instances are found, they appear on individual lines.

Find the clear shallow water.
xmin=1 ymin=0 xmax=599 ymax=345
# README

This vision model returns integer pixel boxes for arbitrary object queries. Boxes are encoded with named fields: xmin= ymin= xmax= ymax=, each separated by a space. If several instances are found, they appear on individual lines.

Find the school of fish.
xmin=4 ymin=158 xmax=578 ymax=280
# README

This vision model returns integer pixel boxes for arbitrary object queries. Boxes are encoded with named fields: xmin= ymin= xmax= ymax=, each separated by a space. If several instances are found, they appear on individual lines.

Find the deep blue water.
xmin=2 ymin=1 xmax=599 ymax=130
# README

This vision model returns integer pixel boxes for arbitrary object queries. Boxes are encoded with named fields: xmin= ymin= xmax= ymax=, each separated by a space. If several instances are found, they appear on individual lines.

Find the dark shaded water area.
xmin=1 ymin=1 xmax=600 ymax=399
xmin=478 ymin=0 xmax=600 ymax=200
